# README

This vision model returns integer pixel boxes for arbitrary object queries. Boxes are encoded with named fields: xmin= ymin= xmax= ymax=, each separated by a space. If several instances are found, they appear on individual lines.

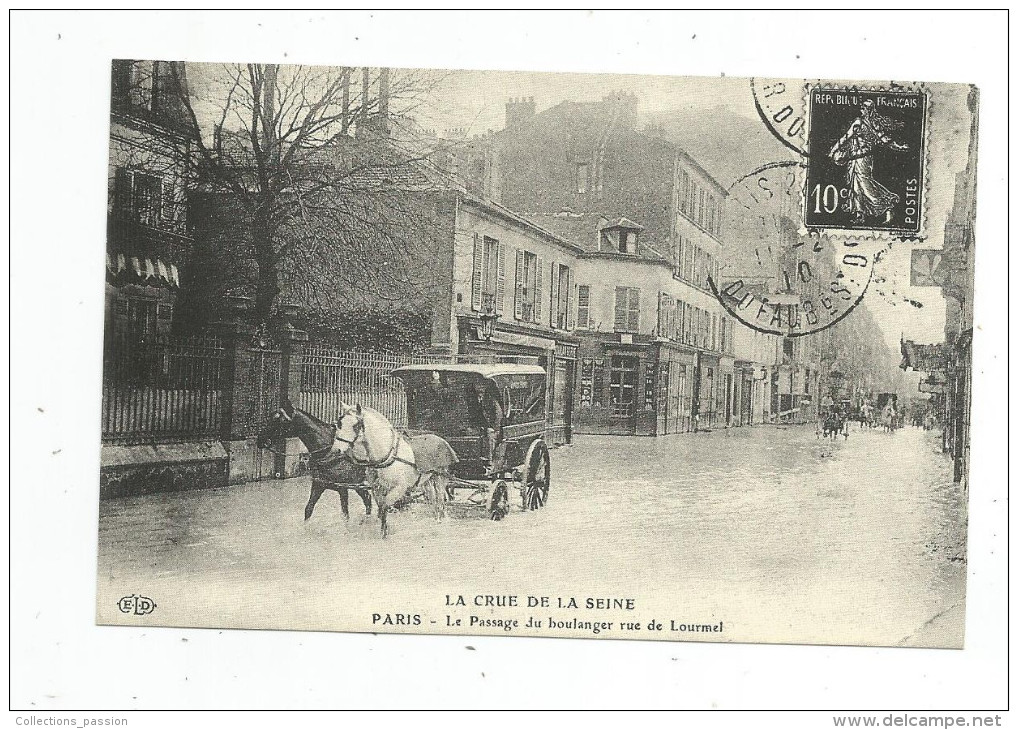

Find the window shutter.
xmin=614 ymin=288 xmax=627 ymax=332
xmin=577 ymin=285 xmax=589 ymax=330
xmin=565 ymin=268 xmax=573 ymax=330
xmin=549 ymin=262 xmax=559 ymax=329
xmin=495 ymin=241 xmax=506 ymax=314
xmin=534 ymin=255 xmax=544 ymax=324
xmin=514 ymin=249 xmax=524 ymax=320
xmin=160 ymin=178 xmax=173 ymax=223
xmin=113 ymin=168 xmax=132 ymax=219
xmin=629 ymin=289 xmax=641 ymax=333
xmin=471 ymin=233 xmax=483 ymax=311
xmin=656 ymin=291 xmax=663 ymax=337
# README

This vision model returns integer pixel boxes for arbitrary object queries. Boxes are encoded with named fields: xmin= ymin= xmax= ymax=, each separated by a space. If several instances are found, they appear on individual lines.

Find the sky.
xmin=183 ymin=63 xmax=968 ymax=354
xmin=410 ymin=68 xmax=965 ymax=353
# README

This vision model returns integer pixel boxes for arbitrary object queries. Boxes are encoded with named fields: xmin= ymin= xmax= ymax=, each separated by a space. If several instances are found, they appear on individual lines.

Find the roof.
xmin=602 ymin=216 xmax=644 ymax=231
xmin=531 ymin=213 xmax=671 ymax=266
xmin=458 ymin=194 xmax=585 ymax=254
xmin=391 ymin=363 xmax=546 ymax=379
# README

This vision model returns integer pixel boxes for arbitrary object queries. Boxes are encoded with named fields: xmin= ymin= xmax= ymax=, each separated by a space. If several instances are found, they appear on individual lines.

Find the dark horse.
xmin=256 ymin=401 xmax=373 ymax=521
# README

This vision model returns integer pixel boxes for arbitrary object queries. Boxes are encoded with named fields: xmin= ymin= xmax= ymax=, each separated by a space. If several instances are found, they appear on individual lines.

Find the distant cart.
xmin=390 ymin=363 xmax=552 ymax=520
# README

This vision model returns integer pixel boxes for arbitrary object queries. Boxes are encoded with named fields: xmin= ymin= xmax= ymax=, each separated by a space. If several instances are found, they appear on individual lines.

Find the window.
xmin=515 ymin=250 xmax=541 ymax=323
xmin=679 ymin=170 xmax=691 ymax=215
xmin=471 ymin=234 xmax=504 ymax=313
xmin=683 ymin=242 xmax=693 ymax=282
xmin=698 ymin=189 xmax=706 ymax=228
xmin=609 ymin=355 xmax=639 ymax=417
xmin=577 ymin=285 xmax=591 ymax=329
xmin=614 ymin=287 xmax=640 ymax=333
xmin=692 ymin=247 xmax=701 ymax=287
xmin=114 ymin=168 xmax=176 ymax=229
xmin=620 ymin=230 xmax=637 ymax=254
xmin=658 ymin=293 xmax=675 ymax=338
xmin=576 ymin=163 xmax=589 ymax=194
xmin=124 ymin=296 xmax=158 ymax=343
xmin=551 ymin=263 xmax=572 ymax=329
xmin=675 ymin=299 xmax=685 ymax=341
xmin=128 ymin=60 xmax=156 ymax=111
xmin=674 ymin=237 xmax=685 ymax=277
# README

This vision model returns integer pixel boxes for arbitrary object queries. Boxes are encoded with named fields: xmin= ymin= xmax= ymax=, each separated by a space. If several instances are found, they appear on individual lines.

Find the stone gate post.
xmin=209 ymin=295 xmax=270 ymax=484
xmin=274 ymin=304 xmax=309 ymax=479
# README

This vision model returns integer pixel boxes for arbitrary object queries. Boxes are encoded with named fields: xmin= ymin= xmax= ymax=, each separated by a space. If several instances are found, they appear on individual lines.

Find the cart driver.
xmin=469 ymin=379 xmax=505 ymax=475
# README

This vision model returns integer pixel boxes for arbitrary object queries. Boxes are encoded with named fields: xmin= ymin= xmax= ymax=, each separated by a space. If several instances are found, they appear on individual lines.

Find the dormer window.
xmin=598 ymin=217 xmax=644 ymax=255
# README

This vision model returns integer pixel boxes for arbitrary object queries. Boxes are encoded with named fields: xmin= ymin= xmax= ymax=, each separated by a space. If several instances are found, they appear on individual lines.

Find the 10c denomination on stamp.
xmin=804 ymin=87 xmax=927 ymax=237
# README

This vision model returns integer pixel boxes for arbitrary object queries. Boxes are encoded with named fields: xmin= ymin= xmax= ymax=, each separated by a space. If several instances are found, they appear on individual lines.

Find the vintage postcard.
xmin=96 ymin=62 xmax=976 ymax=649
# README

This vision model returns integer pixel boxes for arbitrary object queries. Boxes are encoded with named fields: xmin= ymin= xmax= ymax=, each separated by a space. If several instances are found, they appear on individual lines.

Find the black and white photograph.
xmin=9 ymin=9 xmax=1008 ymax=715
xmin=89 ymin=57 xmax=981 ymax=649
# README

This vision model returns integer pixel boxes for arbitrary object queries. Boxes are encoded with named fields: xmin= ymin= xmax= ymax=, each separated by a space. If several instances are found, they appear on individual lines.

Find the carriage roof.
xmin=391 ymin=363 xmax=546 ymax=381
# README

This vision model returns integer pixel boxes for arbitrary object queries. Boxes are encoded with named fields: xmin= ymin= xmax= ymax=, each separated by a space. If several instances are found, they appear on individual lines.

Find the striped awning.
xmin=106 ymin=253 xmax=180 ymax=288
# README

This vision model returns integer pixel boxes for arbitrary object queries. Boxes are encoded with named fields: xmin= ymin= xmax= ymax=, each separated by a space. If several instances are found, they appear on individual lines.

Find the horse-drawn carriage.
xmin=817 ymin=396 xmax=850 ymax=439
xmin=256 ymin=361 xmax=552 ymax=536
xmin=391 ymin=363 xmax=551 ymax=521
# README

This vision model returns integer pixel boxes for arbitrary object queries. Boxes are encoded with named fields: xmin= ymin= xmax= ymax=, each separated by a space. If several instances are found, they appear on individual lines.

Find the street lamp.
xmin=478 ymin=310 xmax=499 ymax=342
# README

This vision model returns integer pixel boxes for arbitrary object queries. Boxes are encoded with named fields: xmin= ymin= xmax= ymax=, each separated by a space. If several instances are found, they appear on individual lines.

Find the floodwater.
xmin=96 ymin=424 xmax=966 ymax=648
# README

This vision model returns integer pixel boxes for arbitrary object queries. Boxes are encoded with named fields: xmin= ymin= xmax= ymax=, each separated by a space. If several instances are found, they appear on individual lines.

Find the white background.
xmin=6 ymin=9 xmax=1009 ymax=716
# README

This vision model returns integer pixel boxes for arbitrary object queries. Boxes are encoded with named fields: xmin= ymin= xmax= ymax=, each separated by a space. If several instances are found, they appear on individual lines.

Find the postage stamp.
xmin=803 ymin=87 xmax=928 ymax=237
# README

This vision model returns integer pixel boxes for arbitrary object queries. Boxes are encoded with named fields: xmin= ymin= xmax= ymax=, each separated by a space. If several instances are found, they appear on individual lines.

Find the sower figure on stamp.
xmin=829 ymin=99 xmax=910 ymax=224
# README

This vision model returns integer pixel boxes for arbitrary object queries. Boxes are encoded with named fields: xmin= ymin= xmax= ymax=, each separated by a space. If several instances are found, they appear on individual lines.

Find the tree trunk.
xmin=252 ymin=214 xmax=279 ymax=323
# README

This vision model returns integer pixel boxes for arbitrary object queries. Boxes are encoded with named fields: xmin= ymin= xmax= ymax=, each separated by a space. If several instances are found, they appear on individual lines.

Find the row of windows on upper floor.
xmin=571 ymin=162 xmax=724 ymax=240
xmin=470 ymin=233 xmax=734 ymax=354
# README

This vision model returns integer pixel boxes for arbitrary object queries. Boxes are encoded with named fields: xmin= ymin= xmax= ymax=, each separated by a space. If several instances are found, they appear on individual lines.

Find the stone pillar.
xmin=210 ymin=295 xmax=268 ymax=484
xmin=274 ymin=304 xmax=309 ymax=479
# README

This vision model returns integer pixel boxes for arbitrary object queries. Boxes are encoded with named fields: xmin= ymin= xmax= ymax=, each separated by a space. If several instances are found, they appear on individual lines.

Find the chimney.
xmin=603 ymin=90 xmax=638 ymax=131
xmin=505 ymin=96 xmax=536 ymax=130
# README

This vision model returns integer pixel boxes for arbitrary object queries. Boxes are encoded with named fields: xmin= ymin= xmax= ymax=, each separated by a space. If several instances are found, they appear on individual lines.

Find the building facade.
xmin=428 ymin=191 xmax=583 ymax=445
xmin=450 ymin=91 xmax=778 ymax=435
xmin=106 ymin=60 xmax=193 ymax=346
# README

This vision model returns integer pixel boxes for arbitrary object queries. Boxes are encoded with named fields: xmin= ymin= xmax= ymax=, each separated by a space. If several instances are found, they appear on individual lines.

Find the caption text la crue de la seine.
xmin=372 ymin=595 xmax=724 ymax=635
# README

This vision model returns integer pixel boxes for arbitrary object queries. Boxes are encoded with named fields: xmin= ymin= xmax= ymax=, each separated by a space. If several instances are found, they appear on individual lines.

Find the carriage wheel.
xmin=489 ymin=480 xmax=510 ymax=521
xmin=522 ymin=441 xmax=551 ymax=510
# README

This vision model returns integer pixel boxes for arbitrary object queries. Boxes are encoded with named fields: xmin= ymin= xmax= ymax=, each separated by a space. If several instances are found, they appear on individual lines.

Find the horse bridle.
xmin=333 ymin=410 xmax=409 ymax=470
xmin=259 ymin=407 xmax=336 ymax=462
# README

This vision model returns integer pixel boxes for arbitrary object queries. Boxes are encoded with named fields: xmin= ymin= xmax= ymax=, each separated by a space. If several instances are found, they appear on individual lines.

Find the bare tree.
xmin=166 ymin=62 xmax=454 ymax=325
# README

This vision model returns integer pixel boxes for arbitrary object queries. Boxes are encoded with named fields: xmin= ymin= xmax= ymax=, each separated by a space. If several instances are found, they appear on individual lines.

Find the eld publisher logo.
xmin=118 ymin=594 xmax=157 ymax=616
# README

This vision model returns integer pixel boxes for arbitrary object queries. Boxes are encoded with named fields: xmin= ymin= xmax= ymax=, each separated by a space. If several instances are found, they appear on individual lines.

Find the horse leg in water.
xmin=356 ymin=488 xmax=373 ymax=515
xmin=373 ymin=485 xmax=389 ymax=538
xmin=305 ymin=482 xmax=327 ymax=521
xmin=418 ymin=472 xmax=449 ymax=521
xmin=337 ymin=487 xmax=351 ymax=519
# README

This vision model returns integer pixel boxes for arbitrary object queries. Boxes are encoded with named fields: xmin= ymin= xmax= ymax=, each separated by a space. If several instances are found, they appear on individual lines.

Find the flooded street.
xmin=97 ymin=424 xmax=966 ymax=647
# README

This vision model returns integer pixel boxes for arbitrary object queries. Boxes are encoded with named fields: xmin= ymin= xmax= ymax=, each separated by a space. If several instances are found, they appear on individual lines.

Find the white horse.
xmin=333 ymin=403 xmax=457 ymax=537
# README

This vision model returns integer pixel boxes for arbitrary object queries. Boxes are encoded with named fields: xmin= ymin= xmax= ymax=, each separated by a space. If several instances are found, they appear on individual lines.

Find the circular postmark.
xmin=709 ymin=161 xmax=885 ymax=337
xmin=750 ymin=78 xmax=808 ymax=157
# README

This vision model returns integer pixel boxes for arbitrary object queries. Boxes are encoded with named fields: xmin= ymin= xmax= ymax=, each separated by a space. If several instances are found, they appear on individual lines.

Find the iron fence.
xmin=102 ymin=333 xmax=225 ymax=442
xmin=299 ymin=347 xmax=448 ymax=426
